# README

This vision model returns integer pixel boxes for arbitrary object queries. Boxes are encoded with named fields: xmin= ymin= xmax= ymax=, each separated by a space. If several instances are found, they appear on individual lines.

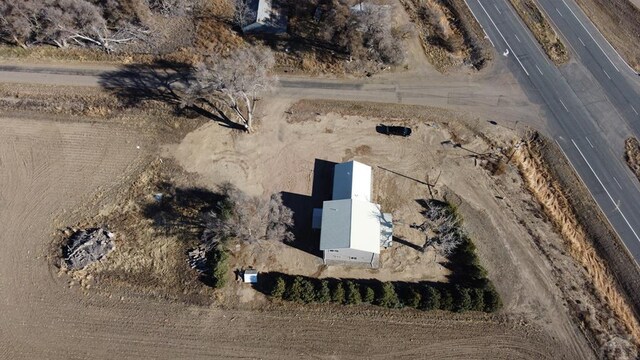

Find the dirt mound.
xmin=64 ymin=228 xmax=115 ymax=270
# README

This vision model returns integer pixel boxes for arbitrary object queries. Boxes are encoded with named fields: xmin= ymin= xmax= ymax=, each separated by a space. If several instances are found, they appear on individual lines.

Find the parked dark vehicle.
xmin=376 ymin=124 xmax=412 ymax=137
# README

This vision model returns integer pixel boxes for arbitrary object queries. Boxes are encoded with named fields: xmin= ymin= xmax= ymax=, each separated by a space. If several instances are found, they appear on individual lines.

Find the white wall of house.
xmin=323 ymin=248 xmax=376 ymax=264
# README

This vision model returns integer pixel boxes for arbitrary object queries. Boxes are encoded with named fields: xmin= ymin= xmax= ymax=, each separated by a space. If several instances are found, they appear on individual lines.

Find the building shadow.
xmin=281 ymin=159 xmax=337 ymax=257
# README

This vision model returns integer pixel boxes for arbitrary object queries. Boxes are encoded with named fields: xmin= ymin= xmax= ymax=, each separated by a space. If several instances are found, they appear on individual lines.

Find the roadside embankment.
xmin=513 ymin=133 xmax=640 ymax=355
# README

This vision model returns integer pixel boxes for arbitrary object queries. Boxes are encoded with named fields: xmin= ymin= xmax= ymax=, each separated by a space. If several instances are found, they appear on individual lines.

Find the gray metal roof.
xmin=319 ymin=199 xmax=381 ymax=254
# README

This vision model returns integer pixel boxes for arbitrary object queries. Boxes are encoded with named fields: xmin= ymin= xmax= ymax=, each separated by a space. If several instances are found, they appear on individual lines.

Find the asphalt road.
xmin=464 ymin=0 xmax=640 ymax=265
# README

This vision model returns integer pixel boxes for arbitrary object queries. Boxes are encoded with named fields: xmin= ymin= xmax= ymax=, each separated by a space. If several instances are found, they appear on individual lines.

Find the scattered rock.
xmin=63 ymin=228 xmax=115 ymax=270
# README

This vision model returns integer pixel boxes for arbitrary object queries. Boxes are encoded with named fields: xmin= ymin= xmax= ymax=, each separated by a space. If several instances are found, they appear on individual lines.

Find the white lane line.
xmin=557 ymin=140 xmax=640 ymax=263
xmin=578 ymin=37 xmax=585 ymax=46
xmin=476 ymin=1 xmax=529 ymax=76
xmin=603 ymin=69 xmax=611 ymax=79
xmin=556 ymin=8 xmax=563 ymax=17
xmin=463 ymin=0 xmax=494 ymax=48
xmin=535 ymin=65 xmax=543 ymax=75
xmin=585 ymin=136 xmax=594 ymax=148
xmin=494 ymin=3 xmax=501 ymax=14
xmin=559 ymin=99 xmax=569 ymax=112
xmin=571 ymin=139 xmax=640 ymax=245
xmin=514 ymin=34 xmax=521 ymax=43
xmin=632 ymin=105 xmax=638 ymax=115
xmin=614 ymin=177 xmax=623 ymax=190
xmin=561 ymin=0 xmax=620 ymax=72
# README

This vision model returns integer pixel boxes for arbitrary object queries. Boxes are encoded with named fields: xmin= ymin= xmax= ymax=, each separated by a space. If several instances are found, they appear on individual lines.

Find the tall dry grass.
xmin=513 ymin=139 xmax=640 ymax=352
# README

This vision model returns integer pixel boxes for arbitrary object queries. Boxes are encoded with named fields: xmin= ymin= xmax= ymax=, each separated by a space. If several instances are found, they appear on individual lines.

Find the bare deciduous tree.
xmin=0 ymin=1 xmax=38 ymax=48
xmin=193 ymin=46 xmax=275 ymax=132
xmin=415 ymin=200 xmax=463 ymax=257
xmin=203 ymin=184 xmax=294 ymax=248
xmin=232 ymin=0 xmax=255 ymax=31
xmin=0 ymin=0 xmax=147 ymax=51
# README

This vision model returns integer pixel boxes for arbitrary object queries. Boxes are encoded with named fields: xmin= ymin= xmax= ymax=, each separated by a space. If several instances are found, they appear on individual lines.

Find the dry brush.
xmin=513 ymin=135 xmax=640 ymax=355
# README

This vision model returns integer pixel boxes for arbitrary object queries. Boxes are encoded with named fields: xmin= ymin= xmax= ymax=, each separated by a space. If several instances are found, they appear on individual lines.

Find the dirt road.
xmin=0 ymin=60 xmax=547 ymax=132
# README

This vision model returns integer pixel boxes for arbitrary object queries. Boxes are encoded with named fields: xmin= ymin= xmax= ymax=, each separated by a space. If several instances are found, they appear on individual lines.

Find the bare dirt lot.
xmin=0 ymin=91 xmax=604 ymax=359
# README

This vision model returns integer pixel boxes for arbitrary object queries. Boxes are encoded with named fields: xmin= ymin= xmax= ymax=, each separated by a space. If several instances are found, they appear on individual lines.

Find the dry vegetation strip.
xmin=624 ymin=137 xmax=640 ymax=180
xmin=513 ymin=135 xmax=640 ymax=349
xmin=508 ymin=0 xmax=570 ymax=64
xmin=400 ymin=0 xmax=492 ymax=71
xmin=573 ymin=0 xmax=640 ymax=72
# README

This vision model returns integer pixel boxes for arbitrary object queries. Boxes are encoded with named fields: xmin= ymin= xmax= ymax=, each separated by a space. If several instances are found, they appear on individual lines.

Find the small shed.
xmin=243 ymin=269 xmax=258 ymax=283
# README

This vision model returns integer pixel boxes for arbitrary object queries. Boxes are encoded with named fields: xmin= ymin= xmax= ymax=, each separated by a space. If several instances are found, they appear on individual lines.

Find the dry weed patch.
xmin=508 ymin=0 xmax=570 ymax=64
xmin=514 ymin=134 xmax=640 ymax=357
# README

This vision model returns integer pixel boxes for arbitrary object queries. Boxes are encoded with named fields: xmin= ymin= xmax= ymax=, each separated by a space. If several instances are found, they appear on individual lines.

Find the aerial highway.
xmin=464 ymin=0 xmax=640 ymax=265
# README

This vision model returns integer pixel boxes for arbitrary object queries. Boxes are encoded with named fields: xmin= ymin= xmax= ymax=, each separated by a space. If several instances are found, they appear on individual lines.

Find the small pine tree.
xmin=210 ymin=246 xmax=229 ymax=288
xmin=376 ymin=282 xmax=400 ymax=308
xmin=286 ymin=276 xmax=305 ymax=302
xmin=299 ymin=278 xmax=316 ymax=303
xmin=420 ymin=285 xmax=441 ymax=311
xmin=440 ymin=288 xmax=454 ymax=311
xmin=483 ymin=285 xmax=502 ymax=312
xmin=453 ymin=285 xmax=472 ymax=312
xmin=470 ymin=287 xmax=485 ymax=312
xmin=317 ymin=280 xmax=331 ymax=303
xmin=345 ymin=281 xmax=362 ymax=305
xmin=332 ymin=282 xmax=346 ymax=304
xmin=271 ymin=276 xmax=286 ymax=298
xmin=405 ymin=286 xmax=422 ymax=308
xmin=362 ymin=286 xmax=375 ymax=303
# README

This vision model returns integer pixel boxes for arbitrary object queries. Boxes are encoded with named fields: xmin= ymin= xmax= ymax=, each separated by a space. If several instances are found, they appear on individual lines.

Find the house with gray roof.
xmin=315 ymin=161 xmax=393 ymax=267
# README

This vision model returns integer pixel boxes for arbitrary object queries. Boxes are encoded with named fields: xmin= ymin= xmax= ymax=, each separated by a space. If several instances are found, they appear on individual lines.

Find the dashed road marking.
xmin=559 ymin=99 xmax=569 ymax=112
xmin=614 ymin=177 xmax=623 ymax=190
xmin=632 ymin=105 xmax=638 ymax=115
xmin=561 ymin=0 xmax=620 ymax=72
xmin=535 ymin=65 xmax=543 ymax=75
xmin=585 ymin=136 xmax=594 ymax=148
xmin=603 ymin=69 xmax=611 ymax=79
xmin=571 ymin=139 xmax=640 ymax=246
xmin=476 ymin=1 xmax=529 ymax=76
xmin=556 ymin=8 xmax=563 ymax=17
xmin=578 ymin=37 xmax=585 ymax=46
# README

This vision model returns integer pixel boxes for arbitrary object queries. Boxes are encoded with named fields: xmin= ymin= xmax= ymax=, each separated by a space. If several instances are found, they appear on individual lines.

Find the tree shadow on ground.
xmin=141 ymin=183 xmax=223 ymax=239
xmin=140 ymin=183 xmax=226 ymax=286
xmin=281 ymin=158 xmax=337 ymax=258
xmin=392 ymin=236 xmax=424 ymax=252
xmin=97 ymin=59 xmax=245 ymax=130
